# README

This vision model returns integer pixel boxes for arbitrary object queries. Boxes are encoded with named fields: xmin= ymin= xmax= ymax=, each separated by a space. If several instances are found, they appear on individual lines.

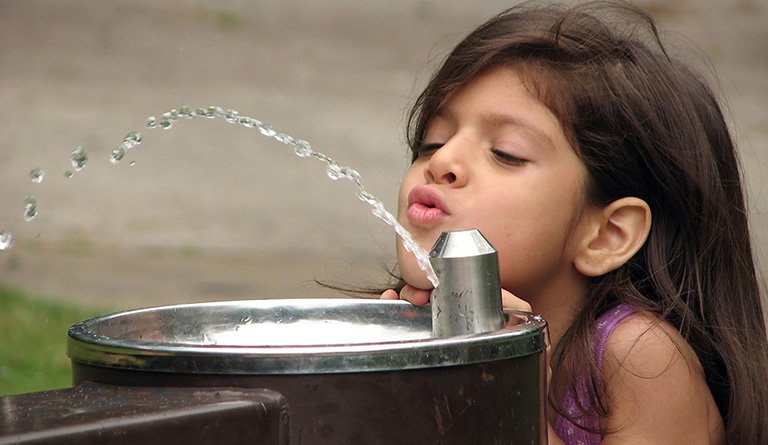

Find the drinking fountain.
xmin=1 ymin=230 xmax=548 ymax=445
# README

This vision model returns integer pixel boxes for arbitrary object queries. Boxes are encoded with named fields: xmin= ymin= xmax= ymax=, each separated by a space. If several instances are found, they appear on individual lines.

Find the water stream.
xmin=1 ymin=106 xmax=439 ymax=288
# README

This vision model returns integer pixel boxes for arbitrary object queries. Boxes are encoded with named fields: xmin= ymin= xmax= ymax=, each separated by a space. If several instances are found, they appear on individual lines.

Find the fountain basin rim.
xmin=67 ymin=298 xmax=547 ymax=375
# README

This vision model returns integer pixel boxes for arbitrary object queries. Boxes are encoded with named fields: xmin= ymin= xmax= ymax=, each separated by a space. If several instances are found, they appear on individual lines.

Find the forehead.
xmin=431 ymin=66 xmax=570 ymax=150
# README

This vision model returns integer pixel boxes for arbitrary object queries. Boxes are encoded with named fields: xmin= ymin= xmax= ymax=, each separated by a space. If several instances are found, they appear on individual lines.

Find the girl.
xmin=380 ymin=1 xmax=768 ymax=443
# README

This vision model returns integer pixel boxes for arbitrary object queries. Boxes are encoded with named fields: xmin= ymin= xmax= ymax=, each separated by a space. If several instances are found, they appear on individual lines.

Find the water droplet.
xmin=121 ymin=131 xmax=142 ymax=150
xmin=178 ymin=106 xmax=196 ymax=119
xmin=224 ymin=109 xmax=239 ymax=124
xmin=159 ymin=118 xmax=172 ymax=129
xmin=257 ymin=124 xmax=276 ymax=137
xmin=167 ymin=109 xmax=180 ymax=120
xmin=146 ymin=116 xmax=158 ymax=128
xmin=207 ymin=106 xmax=224 ymax=118
xmin=357 ymin=190 xmax=378 ymax=205
xmin=274 ymin=132 xmax=295 ymax=145
xmin=294 ymin=140 xmax=313 ymax=158
xmin=326 ymin=163 xmax=342 ymax=181
xmin=24 ymin=195 xmax=38 ymax=222
xmin=129 ymin=161 xmax=136 ymax=166
xmin=239 ymin=116 xmax=257 ymax=128
xmin=372 ymin=205 xmax=390 ymax=221
xmin=71 ymin=146 xmax=88 ymax=171
xmin=64 ymin=171 xmax=74 ymax=178
xmin=343 ymin=167 xmax=362 ymax=184
xmin=0 ymin=231 xmax=13 ymax=250
xmin=29 ymin=168 xmax=45 ymax=184
xmin=123 ymin=131 xmax=142 ymax=144
xmin=110 ymin=147 xmax=125 ymax=164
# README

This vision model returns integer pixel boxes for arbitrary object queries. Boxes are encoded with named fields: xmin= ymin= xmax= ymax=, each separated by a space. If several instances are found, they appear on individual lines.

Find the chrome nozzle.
xmin=429 ymin=229 xmax=505 ymax=337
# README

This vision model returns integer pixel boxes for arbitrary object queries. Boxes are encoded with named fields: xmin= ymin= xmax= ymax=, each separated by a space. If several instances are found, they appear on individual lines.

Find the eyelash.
xmin=415 ymin=143 xmax=443 ymax=156
xmin=491 ymin=149 xmax=528 ymax=166
xmin=415 ymin=143 xmax=528 ymax=166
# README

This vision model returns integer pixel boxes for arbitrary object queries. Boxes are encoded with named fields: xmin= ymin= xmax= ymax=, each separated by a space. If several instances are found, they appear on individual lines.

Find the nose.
xmin=424 ymin=139 xmax=469 ymax=187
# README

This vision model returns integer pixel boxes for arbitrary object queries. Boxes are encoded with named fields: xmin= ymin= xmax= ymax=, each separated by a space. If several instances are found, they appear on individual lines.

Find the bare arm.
xmin=600 ymin=313 xmax=725 ymax=444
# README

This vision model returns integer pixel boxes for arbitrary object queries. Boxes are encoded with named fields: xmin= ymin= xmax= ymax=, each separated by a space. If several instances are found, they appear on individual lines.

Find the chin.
xmin=409 ymin=274 xmax=433 ymax=290
xmin=399 ymin=259 xmax=433 ymax=290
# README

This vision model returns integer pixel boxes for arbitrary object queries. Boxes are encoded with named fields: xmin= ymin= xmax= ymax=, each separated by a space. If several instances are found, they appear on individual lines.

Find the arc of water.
xmin=142 ymin=106 xmax=439 ymax=288
xmin=2 ymin=105 xmax=440 ymax=288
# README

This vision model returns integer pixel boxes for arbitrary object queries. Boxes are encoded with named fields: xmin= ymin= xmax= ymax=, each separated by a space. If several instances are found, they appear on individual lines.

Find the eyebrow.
xmin=484 ymin=112 xmax=556 ymax=149
xmin=433 ymin=107 xmax=556 ymax=150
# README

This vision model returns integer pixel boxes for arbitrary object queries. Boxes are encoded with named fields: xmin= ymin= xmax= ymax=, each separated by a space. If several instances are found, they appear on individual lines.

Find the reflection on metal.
xmin=429 ymin=229 xmax=505 ymax=337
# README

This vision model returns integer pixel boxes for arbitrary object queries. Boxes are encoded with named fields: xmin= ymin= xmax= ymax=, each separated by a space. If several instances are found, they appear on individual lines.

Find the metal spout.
xmin=429 ymin=229 xmax=505 ymax=337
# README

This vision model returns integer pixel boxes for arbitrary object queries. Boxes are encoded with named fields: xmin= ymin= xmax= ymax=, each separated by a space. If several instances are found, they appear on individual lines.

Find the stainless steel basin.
xmin=68 ymin=298 xmax=546 ymax=374
xmin=67 ymin=298 xmax=548 ymax=444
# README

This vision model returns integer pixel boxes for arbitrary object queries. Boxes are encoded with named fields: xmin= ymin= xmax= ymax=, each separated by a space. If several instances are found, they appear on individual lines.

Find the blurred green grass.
xmin=0 ymin=286 xmax=109 ymax=395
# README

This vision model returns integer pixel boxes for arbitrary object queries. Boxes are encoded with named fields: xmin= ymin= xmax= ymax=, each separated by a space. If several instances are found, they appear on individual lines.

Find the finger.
xmin=400 ymin=284 xmax=432 ymax=306
xmin=500 ymin=288 xmax=532 ymax=312
xmin=380 ymin=289 xmax=400 ymax=300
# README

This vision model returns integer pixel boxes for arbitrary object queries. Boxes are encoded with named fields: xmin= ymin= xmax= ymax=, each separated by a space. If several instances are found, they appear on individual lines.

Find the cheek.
xmin=489 ymin=201 xmax=586 ymax=294
xmin=396 ymin=236 xmax=434 ymax=289
xmin=492 ymin=231 xmax=568 ymax=295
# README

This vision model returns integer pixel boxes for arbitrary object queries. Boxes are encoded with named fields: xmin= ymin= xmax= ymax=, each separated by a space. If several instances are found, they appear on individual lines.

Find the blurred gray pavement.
xmin=1 ymin=0 xmax=766 ymax=310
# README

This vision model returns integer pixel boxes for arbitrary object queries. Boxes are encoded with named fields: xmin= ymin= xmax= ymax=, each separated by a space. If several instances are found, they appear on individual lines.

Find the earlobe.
xmin=574 ymin=197 xmax=651 ymax=277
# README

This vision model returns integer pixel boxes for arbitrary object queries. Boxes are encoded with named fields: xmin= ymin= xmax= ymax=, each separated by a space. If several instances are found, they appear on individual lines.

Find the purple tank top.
xmin=552 ymin=304 xmax=637 ymax=445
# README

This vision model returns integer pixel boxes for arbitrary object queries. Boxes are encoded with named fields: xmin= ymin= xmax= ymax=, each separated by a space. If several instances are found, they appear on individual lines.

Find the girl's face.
xmin=397 ymin=66 xmax=592 ymax=304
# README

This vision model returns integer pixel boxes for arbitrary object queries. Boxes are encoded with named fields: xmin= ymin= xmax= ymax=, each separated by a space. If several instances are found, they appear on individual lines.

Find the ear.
xmin=574 ymin=197 xmax=651 ymax=277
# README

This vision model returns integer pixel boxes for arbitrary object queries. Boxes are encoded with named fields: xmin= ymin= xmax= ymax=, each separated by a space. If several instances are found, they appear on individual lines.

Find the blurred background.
xmin=1 ymin=0 xmax=766 ymax=312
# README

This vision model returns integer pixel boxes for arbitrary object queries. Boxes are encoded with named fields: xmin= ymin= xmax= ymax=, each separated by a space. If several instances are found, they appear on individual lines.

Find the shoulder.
xmin=600 ymin=311 xmax=724 ymax=444
xmin=602 ymin=310 xmax=691 ymax=377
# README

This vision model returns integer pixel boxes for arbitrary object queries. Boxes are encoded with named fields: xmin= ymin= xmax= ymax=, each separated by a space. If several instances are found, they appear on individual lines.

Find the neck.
xmin=525 ymin=275 xmax=588 ymax=348
xmin=532 ymin=302 xmax=581 ymax=347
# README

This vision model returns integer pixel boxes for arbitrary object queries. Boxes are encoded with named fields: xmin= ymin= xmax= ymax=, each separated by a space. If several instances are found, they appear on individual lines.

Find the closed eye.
xmin=491 ymin=149 xmax=528 ymax=166
xmin=414 ymin=142 xmax=443 ymax=157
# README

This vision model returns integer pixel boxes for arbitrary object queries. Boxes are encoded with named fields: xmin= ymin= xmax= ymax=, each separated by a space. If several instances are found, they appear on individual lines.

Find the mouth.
xmin=406 ymin=185 xmax=449 ymax=227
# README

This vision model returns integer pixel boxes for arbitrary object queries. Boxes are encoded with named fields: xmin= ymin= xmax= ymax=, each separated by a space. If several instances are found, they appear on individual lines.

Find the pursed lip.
xmin=406 ymin=185 xmax=450 ymax=226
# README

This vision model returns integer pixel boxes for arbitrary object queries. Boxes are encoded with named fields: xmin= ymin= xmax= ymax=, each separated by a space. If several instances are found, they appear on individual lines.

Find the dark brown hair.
xmin=405 ymin=1 xmax=768 ymax=442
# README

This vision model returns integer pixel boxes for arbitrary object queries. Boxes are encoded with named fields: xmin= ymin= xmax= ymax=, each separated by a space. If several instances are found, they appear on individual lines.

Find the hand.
xmin=381 ymin=284 xmax=431 ymax=305
xmin=500 ymin=288 xmax=532 ymax=312
xmin=381 ymin=285 xmax=557 ymax=441
xmin=382 ymin=286 xmax=532 ymax=312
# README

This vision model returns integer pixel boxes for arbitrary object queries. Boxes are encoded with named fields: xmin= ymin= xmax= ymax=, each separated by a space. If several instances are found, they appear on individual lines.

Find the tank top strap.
xmin=552 ymin=303 xmax=637 ymax=445
xmin=593 ymin=304 xmax=638 ymax=369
